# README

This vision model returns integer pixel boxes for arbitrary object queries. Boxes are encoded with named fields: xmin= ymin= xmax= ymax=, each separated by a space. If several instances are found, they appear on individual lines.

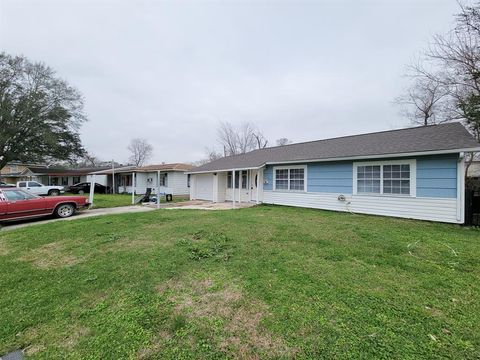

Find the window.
xmin=357 ymin=165 xmax=381 ymax=194
xmin=274 ymin=167 xmax=306 ymax=191
xmin=10 ymin=165 xmax=17 ymax=172
xmin=60 ymin=177 xmax=69 ymax=186
xmin=4 ymin=189 xmax=37 ymax=201
xmin=18 ymin=182 xmax=26 ymax=188
xmin=383 ymin=164 xmax=410 ymax=195
xmin=227 ymin=171 xmax=248 ymax=189
xmin=160 ymin=173 xmax=168 ymax=187
xmin=354 ymin=161 xmax=415 ymax=196
xmin=73 ymin=177 xmax=81 ymax=184
xmin=28 ymin=181 xmax=42 ymax=187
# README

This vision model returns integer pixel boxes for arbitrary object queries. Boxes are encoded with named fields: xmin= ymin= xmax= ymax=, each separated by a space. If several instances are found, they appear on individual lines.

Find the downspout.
xmin=457 ymin=152 xmax=465 ymax=223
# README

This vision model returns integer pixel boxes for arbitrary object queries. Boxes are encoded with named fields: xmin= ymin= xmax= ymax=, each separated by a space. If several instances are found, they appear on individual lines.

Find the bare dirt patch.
xmin=19 ymin=242 xmax=83 ymax=269
xmin=155 ymin=277 xmax=293 ymax=359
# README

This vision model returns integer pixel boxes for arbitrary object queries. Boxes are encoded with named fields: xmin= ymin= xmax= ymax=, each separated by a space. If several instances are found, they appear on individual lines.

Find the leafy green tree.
xmin=0 ymin=52 xmax=86 ymax=169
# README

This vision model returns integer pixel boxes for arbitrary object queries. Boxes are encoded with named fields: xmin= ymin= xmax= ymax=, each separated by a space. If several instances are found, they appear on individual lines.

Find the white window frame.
xmin=353 ymin=159 xmax=416 ymax=197
xmin=273 ymin=165 xmax=307 ymax=192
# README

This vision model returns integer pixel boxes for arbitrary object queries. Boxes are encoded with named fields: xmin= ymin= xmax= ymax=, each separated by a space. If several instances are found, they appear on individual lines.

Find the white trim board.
xmin=352 ymin=159 xmax=417 ymax=197
xmin=272 ymin=165 xmax=307 ymax=192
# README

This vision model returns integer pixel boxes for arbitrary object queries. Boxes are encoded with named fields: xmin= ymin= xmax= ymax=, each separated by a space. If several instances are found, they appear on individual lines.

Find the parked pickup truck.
xmin=16 ymin=181 xmax=65 ymax=196
xmin=0 ymin=186 xmax=89 ymax=221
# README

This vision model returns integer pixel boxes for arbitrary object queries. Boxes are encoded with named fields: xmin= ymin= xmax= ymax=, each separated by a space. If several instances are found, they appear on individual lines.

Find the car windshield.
xmin=3 ymin=189 xmax=39 ymax=201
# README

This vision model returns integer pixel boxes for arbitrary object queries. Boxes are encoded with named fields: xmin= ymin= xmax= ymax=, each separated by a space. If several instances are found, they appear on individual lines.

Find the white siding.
xmin=118 ymin=171 xmax=189 ymax=195
xmin=225 ymin=188 xmax=251 ymax=202
xmin=86 ymin=174 xmax=107 ymax=186
xmin=165 ymin=172 xmax=190 ymax=195
xmin=263 ymin=191 xmax=460 ymax=223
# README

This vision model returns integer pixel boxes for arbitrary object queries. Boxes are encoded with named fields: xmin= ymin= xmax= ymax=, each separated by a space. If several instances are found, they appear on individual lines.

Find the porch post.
xmin=238 ymin=170 xmax=241 ymax=204
xmin=232 ymin=170 xmax=236 ymax=208
xmin=157 ymin=170 xmax=161 ymax=209
xmin=89 ymin=174 xmax=95 ymax=207
xmin=256 ymin=170 xmax=259 ymax=204
xmin=131 ymin=172 xmax=136 ymax=205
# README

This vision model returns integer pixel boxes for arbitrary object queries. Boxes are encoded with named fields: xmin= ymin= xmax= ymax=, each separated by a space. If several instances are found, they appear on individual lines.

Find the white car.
xmin=16 ymin=181 xmax=65 ymax=196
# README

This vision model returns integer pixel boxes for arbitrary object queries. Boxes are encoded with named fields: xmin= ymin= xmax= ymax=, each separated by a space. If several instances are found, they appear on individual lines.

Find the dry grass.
xmin=156 ymin=278 xmax=293 ymax=359
xmin=0 ymin=240 xmax=9 ymax=256
xmin=19 ymin=242 xmax=83 ymax=269
xmin=63 ymin=326 xmax=90 ymax=350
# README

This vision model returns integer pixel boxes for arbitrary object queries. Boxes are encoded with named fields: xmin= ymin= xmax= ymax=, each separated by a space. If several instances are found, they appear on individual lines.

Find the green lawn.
xmin=64 ymin=194 xmax=190 ymax=209
xmin=0 ymin=206 xmax=479 ymax=359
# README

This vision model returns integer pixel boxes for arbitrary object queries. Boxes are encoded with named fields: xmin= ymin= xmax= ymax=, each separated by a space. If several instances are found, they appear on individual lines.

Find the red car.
xmin=0 ymin=187 xmax=90 ymax=222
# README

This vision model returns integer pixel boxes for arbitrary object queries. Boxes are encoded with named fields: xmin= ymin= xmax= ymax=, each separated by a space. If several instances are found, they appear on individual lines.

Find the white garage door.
xmin=195 ymin=174 xmax=213 ymax=201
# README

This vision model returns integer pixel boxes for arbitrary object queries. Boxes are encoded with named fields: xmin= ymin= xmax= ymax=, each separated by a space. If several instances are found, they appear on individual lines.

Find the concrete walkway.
xmin=1 ymin=206 xmax=155 ymax=231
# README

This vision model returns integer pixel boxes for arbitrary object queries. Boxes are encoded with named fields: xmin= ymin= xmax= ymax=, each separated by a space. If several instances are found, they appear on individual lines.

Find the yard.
xmin=64 ymin=194 xmax=190 ymax=209
xmin=0 ymin=205 xmax=479 ymax=359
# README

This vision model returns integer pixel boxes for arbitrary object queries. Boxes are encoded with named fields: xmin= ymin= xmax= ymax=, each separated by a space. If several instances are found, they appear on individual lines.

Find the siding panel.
xmin=307 ymin=162 xmax=353 ymax=193
xmin=263 ymin=191 xmax=459 ymax=223
xmin=417 ymin=156 xmax=457 ymax=198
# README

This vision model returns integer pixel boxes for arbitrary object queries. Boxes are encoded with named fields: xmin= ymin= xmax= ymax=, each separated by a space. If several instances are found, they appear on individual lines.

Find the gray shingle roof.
xmin=191 ymin=123 xmax=480 ymax=173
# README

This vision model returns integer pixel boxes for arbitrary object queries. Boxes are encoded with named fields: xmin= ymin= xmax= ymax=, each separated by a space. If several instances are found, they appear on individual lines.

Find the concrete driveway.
xmin=0 ymin=205 xmax=155 ymax=231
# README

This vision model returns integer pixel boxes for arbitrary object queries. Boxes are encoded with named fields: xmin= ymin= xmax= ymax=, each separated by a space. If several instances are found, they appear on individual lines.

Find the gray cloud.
xmin=0 ymin=0 xmax=459 ymax=164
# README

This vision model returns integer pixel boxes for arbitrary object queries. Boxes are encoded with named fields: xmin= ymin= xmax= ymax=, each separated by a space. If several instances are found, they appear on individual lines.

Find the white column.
xmin=232 ymin=170 xmax=236 ymax=208
xmin=238 ymin=170 xmax=241 ymax=204
xmin=157 ymin=170 xmax=161 ymax=209
xmin=89 ymin=174 xmax=95 ymax=207
xmin=256 ymin=170 xmax=259 ymax=204
xmin=131 ymin=172 xmax=136 ymax=205
xmin=457 ymin=153 xmax=465 ymax=223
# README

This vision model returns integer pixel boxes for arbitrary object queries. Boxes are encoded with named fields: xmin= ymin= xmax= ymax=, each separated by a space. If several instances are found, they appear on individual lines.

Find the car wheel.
xmin=48 ymin=189 xmax=60 ymax=196
xmin=55 ymin=203 xmax=76 ymax=218
xmin=78 ymin=190 xmax=85 ymax=195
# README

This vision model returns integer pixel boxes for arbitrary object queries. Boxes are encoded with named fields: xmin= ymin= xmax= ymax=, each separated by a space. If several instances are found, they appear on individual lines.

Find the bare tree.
xmin=397 ymin=2 xmax=480 ymax=175
xmin=80 ymin=152 xmax=100 ymax=167
xmin=276 ymin=138 xmax=292 ymax=146
xmin=128 ymin=138 xmax=153 ymax=166
xmin=395 ymin=74 xmax=448 ymax=126
xmin=217 ymin=121 xmax=268 ymax=155
xmin=217 ymin=122 xmax=239 ymax=156
xmin=253 ymin=131 xmax=268 ymax=149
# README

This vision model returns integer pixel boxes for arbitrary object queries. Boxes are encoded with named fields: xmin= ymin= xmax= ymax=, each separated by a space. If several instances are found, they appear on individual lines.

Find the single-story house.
xmin=188 ymin=123 xmax=480 ymax=224
xmin=0 ymin=163 xmax=109 ymax=186
xmin=89 ymin=163 xmax=193 ymax=195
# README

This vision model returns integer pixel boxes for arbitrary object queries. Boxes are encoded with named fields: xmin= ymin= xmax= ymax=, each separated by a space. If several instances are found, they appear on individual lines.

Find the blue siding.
xmin=416 ymin=156 xmax=458 ymax=198
xmin=262 ymin=154 xmax=459 ymax=199
xmin=263 ymin=166 xmax=273 ymax=190
xmin=307 ymin=162 xmax=353 ymax=193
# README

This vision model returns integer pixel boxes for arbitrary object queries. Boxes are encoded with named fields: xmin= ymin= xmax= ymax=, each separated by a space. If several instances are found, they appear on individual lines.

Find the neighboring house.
xmin=89 ymin=163 xmax=193 ymax=195
xmin=467 ymin=161 xmax=480 ymax=178
xmin=0 ymin=163 xmax=109 ymax=186
xmin=188 ymin=123 xmax=480 ymax=224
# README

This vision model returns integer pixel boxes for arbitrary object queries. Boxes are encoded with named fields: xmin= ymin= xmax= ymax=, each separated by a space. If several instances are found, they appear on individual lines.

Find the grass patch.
xmin=63 ymin=193 xmax=190 ymax=209
xmin=0 ymin=205 xmax=479 ymax=358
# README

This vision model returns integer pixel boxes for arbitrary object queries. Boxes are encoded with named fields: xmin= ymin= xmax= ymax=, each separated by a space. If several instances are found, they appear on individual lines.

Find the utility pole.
xmin=112 ymin=160 xmax=115 ymax=194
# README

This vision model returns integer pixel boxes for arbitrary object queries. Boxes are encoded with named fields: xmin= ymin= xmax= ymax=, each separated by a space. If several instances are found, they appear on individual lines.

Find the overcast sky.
xmin=0 ymin=0 xmax=461 ymax=164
